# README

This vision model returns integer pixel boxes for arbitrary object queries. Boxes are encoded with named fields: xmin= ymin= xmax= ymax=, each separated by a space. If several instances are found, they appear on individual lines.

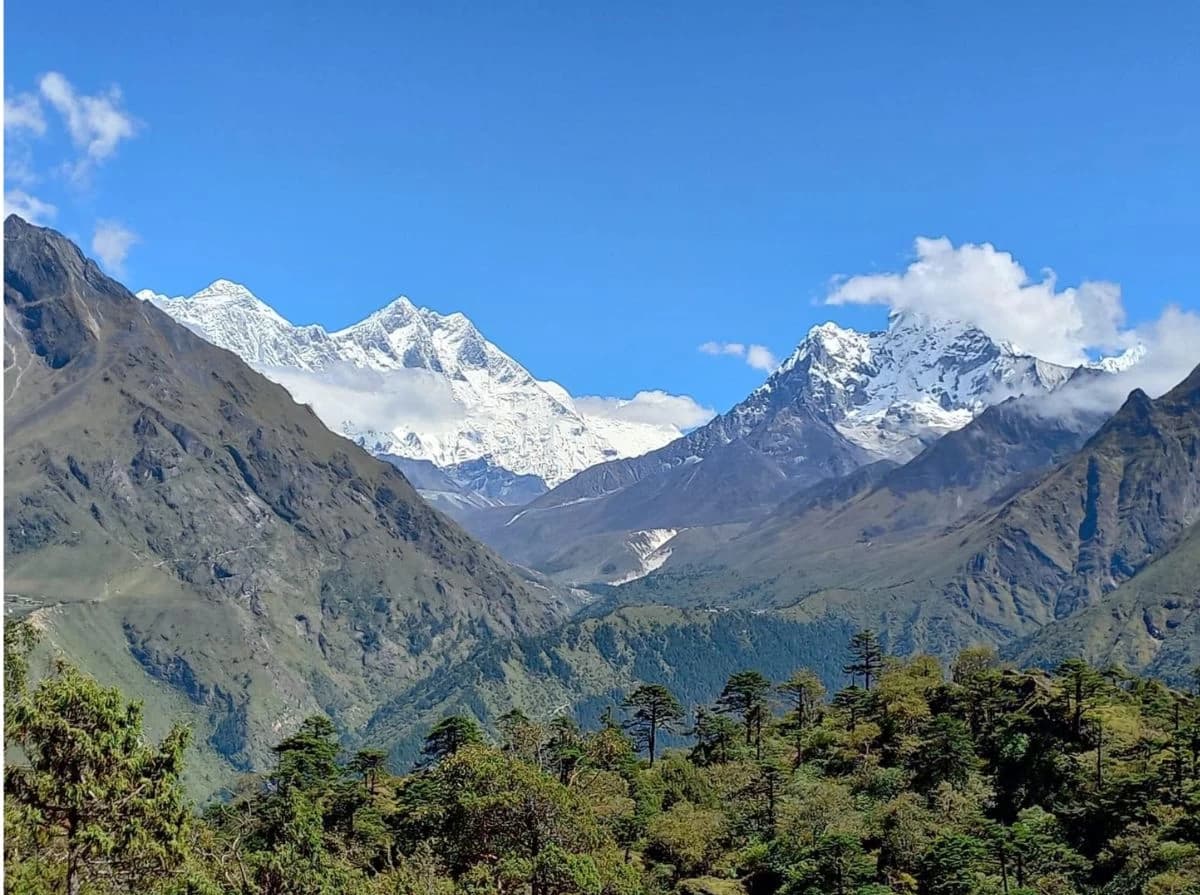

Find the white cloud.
xmin=264 ymin=364 xmax=467 ymax=438
xmin=700 ymin=341 xmax=746 ymax=357
xmin=575 ymin=390 xmax=715 ymax=431
xmin=826 ymin=236 xmax=1134 ymax=366
xmin=91 ymin=220 xmax=138 ymax=274
xmin=38 ymin=72 xmax=138 ymax=181
xmin=698 ymin=340 xmax=778 ymax=372
xmin=1121 ymin=306 xmax=1200 ymax=397
xmin=5 ymin=94 xmax=46 ymax=135
xmin=5 ymin=190 xmax=58 ymax=225
xmin=827 ymin=235 xmax=1200 ymax=400
xmin=745 ymin=344 xmax=778 ymax=371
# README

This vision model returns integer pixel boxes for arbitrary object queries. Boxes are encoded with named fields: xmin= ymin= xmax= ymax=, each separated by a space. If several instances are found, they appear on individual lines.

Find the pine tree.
xmin=5 ymin=660 xmax=192 ymax=895
xmin=717 ymin=670 xmax=772 ymax=758
xmin=349 ymin=747 xmax=388 ymax=795
xmin=546 ymin=716 xmax=583 ymax=784
xmin=778 ymin=669 xmax=826 ymax=767
xmin=622 ymin=684 xmax=684 ymax=766
xmin=422 ymin=715 xmax=483 ymax=764
xmin=689 ymin=707 xmax=740 ymax=766
xmin=844 ymin=629 xmax=885 ymax=691
xmin=273 ymin=715 xmax=341 ymax=789
xmin=1056 ymin=659 xmax=1103 ymax=739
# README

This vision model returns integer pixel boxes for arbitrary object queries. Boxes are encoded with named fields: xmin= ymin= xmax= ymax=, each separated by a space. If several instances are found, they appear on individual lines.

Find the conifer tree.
xmin=422 ymin=715 xmax=483 ymax=764
xmin=349 ymin=747 xmax=388 ymax=795
xmin=5 ymin=660 xmax=192 ymax=895
xmin=622 ymin=684 xmax=684 ymax=766
xmin=717 ymin=670 xmax=772 ymax=757
xmin=778 ymin=669 xmax=825 ymax=767
xmin=844 ymin=629 xmax=885 ymax=691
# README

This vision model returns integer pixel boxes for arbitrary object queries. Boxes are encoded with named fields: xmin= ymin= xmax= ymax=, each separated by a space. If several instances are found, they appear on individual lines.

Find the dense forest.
xmin=5 ymin=622 xmax=1200 ymax=895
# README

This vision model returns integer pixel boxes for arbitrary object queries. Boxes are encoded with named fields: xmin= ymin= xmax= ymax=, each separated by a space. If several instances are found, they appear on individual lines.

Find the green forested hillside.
xmin=7 ymin=621 xmax=1200 ymax=895
xmin=3 ymin=215 xmax=578 ymax=785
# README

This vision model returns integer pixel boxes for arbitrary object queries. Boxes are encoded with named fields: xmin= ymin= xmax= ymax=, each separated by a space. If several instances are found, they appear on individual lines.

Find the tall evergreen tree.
xmin=689 ymin=707 xmax=740 ymax=766
xmin=5 ymin=660 xmax=192 ymax=895
xmin=778 ymin=669 xmax=826 ymax=767
xmin=1056 ymin=658 xmax=1104 ymax=739
xmin=273 ymin=715 xmax=341 ymax=789
xmin=349 ymin=747 xmax=388 ymax=795
xmin=422 ymin=715 xmax=483 ymax=764
xmin=622 ymin=684 xmax=684 ymax=766
xmin=717 ymin=670 xmax=773 ymax=757
xmin=844 ymin=629 xmax=885 ymax=691
xmin=546 ymin=716 xmax=584 ymax=784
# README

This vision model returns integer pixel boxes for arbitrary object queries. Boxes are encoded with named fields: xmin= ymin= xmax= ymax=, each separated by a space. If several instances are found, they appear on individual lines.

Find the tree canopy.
xmin=6 ymin=620 xmax=1200 ymax=895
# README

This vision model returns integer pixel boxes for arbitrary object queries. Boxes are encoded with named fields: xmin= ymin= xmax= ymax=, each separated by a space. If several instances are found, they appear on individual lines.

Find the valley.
xmin=5 ymin=213 xmax=1199 ymax=797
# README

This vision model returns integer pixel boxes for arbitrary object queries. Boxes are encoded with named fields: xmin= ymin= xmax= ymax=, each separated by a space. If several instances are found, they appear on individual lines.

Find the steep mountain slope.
xmin=1011 ymin=521 xmax=1200 ymax=685
xmin=472 ymin=313 xmax=1080 ymax=582
xmin=3 ymin=216 xmax=576 ymax=785
xmin=138 ymin=281 xmax=682 ymax=497
xmin=632 ymin=364 xmax=1200 ymax=659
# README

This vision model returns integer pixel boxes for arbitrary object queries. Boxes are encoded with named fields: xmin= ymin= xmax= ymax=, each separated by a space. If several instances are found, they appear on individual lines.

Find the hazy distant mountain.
xmin=137 ymin=280 xmax=683 ymax=501
xmin=4 ymin=216 xmax=579 ymax=784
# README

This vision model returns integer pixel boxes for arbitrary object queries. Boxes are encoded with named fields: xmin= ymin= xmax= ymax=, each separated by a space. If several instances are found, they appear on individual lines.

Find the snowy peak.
xmin=190 ymin=278 xmax=260 ymax=303
xmin=140 ymin=279 xmax=685 ymax=488
xmin=761 ymin=311 xmax=1079 ymax=460
xmin=1087 ymin=343 xmax=1147 ymax=374
xmin=140 ymin=281 xmax=336 ymax=369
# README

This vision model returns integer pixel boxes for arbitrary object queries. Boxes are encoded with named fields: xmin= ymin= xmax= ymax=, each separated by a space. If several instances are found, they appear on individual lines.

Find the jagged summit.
xmin=753 ymin=309 xmax=1077 ymax=460
xmin=140 ymin=279 xmax=682 ymax=489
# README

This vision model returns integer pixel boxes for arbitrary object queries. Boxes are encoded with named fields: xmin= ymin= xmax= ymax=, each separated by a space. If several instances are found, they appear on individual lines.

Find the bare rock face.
xmin=4 ymin=214 xmax=575 ymax=776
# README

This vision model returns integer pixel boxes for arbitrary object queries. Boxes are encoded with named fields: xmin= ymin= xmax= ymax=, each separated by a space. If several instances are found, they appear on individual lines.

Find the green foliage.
xmin=623 ymin=684 xmax=685 ymax=766
xmin=8 ymin=638 xmax=1200 ymax=895
xmin=717 ymin=671 xmax=772 ymax=758
xmin=5 ymin=655 xmax=193 ymax=895
xmin=422 ymin=715 xmax=484 ymax=763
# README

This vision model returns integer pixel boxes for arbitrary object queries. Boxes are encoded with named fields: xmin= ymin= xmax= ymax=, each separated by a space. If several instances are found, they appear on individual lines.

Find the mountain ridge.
xmin=138 ymin=280 xmax=684 ymax=494
xmin=468 ymin=310 xmax=1096 ymax=583
xmin=4 ymin=215 xmax=580 ymax=785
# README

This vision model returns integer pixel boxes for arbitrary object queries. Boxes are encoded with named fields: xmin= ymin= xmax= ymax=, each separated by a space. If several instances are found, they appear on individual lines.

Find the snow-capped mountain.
xmin=137 ymin=280 xmax=684 ymax=492
xmin=766 ymin=310 xmax=1078 ymax=460
xmin=479 ymin=308 xmax=1128 ymax=584
xmin=516 ymin=309 xmax=1088 ymax=513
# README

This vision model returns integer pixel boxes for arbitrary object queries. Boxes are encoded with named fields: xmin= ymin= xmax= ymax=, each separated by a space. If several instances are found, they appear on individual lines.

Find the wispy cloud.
xmin=4 ymin=94 xmax=47 ymax=135
xmin=4 ymin=190 xmax=57 ymax=225
xmin=91 ymin=220 xmax=139 ymax=275
xmin=38 ymin=72 xmax=138 ymax=182
xmin=4 ymin=72 xmax=142 ymax=271
xmin=699 ymin=340 xmax=778 ymax=372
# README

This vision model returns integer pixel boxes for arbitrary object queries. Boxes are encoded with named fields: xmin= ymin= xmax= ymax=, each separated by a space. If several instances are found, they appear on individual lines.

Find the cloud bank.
xmin=575 ymin=390 xmax=715 ymax=431
xmin=262 ymin=364 xmax=467 ymax=438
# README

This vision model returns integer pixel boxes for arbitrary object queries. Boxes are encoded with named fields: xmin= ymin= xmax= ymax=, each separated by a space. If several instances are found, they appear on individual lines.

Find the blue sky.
xmin=6 ymin=1 xmax=1199 ymax=416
